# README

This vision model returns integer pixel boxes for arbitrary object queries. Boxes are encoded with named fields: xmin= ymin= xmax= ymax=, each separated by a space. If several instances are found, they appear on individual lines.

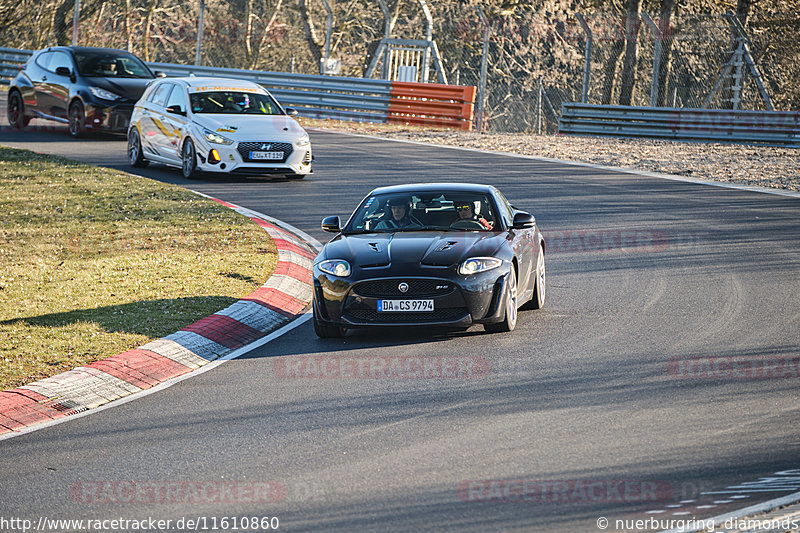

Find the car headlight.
xmin=318 ymin=259 xmax=351 ymax=277
xmin=297 ymin=134 xmax=310 ymax=147
xmin=89 ymin=86 xmax=122 ymax=101
xmin=203 ymin=128 xmax=234 ymax=145
xmin=459 ymin=257 xmax=502 ymax=275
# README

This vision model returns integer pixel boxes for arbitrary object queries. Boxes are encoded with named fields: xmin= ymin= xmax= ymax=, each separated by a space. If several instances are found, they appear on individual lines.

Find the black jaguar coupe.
xmin=312 ymin=183 xmax=546 ymax=337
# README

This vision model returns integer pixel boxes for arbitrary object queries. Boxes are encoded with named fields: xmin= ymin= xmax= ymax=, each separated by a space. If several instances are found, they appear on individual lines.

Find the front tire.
xmin=531 ymin=244 xmax=545 ymax=309
xmin=7 ymin=91 xmax=30 ymax=129
xmin=485 ymin=268 xmax=518 ymax=333
xmin=127 ymin=129 xmax=149 ymax=168
xmin=68 ymin=101 xmax=86 ymax=138
xmin=182 ymin=138 xmax=198 ymax=179
xmin=313 ymin=306 xmax=346 ymax=338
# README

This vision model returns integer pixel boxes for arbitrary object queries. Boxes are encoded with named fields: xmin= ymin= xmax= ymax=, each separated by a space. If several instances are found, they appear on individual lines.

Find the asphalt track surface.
xmin=1 ymin=110 xmax=799 ymax=532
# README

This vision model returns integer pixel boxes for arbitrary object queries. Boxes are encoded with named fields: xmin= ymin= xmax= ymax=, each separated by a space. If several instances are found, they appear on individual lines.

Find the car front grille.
xmin=237 ymin=141 xmax=293 ymax=162
xmin=344 ymin=308 xmax=468 ymax=323
xmin=353 ymin=279 xmax=455 ymax=298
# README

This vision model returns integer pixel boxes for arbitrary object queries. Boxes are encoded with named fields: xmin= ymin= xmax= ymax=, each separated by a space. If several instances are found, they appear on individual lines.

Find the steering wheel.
xmin=450 ymin=219 xmax=485 ymax=230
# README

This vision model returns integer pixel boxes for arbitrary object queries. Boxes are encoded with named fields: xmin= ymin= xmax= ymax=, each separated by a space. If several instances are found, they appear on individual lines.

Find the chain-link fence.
xmin=1 ymin=0 xmax=797 ymax=133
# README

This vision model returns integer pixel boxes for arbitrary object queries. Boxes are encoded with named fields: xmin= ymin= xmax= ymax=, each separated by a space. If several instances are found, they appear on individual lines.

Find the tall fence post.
xmin=537 ymin=78 xmax=543 ymax=134
xmin=418 ymin=0 xmax=433 ymax=83
xmin=320 ymin=0 xmax=333 ymax=74
xmin=475 ymin=6 xmax=489 ymax=132
xmin=641 ymin=12 xmax=662 ymax=107
xmin=195 ymin=0 xmax=205 ymax=66
xmin=576 ymin=13 xmax=592 ymax=104
xmin=71 ymin=0 xmax=81 ymax=45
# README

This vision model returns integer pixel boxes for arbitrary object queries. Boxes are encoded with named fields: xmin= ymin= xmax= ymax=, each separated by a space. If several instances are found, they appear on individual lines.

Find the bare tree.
xmin=618 ymin=0 xmax=641 ymax=105
xmin=655 ymin=0 xmax=675 ymax=106
xmin=298 ymin=0 xmax=323 ymax=66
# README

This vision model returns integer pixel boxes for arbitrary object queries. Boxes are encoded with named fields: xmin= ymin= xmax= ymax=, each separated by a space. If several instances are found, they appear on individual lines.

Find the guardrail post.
xmin=576 ymin=14 xmax=592 ymax=104
xmin=641 ymin=12 xmax=662 ymax=108
xmin=475 ymin=6 xmax=490 ymax=132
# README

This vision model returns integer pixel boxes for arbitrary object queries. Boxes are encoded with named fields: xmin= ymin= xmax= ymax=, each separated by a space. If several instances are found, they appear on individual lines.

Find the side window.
xmin=495 ymin=192 xmax=514 ymax=228
xmin=35 ymin=51 xmax=53 ymax=70
xmin=148 ymin=83 xmax=173 ymax=108
xmin=165 ymin=85 xmax=187 ymax=113
xmin=49 ymin=51 xmax=73 ymax=74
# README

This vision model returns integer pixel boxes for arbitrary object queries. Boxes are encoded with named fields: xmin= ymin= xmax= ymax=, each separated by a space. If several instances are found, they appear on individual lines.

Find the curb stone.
xmin=0 ymin=197 xmax=317 ymax=436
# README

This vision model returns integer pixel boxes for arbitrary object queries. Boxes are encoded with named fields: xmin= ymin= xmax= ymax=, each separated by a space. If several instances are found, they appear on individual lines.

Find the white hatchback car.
xmin=127 ymin=77 xmax=312 ymax=179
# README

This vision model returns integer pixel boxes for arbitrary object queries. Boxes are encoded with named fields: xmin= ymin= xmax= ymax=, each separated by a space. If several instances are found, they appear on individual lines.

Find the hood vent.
xmin=368 ymin=242 xmax=384 ymax=252
xmin=438 ymin=241 xmax=458 ymax=252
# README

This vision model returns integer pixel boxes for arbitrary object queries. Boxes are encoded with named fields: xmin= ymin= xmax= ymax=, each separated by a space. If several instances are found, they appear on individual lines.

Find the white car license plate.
xmin=378 ymin=300 xmax=434 ymax=312
xmin=249 ymin=151 xmax=283 ymax=160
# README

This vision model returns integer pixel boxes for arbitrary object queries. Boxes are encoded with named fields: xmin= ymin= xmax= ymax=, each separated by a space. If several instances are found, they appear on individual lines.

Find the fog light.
xmin=209 ymin=149 xmax=221 ymax=164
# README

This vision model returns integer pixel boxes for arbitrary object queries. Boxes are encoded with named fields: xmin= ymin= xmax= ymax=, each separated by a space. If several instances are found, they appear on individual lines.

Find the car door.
xmin=158 ymin=83 xmax=190 ymax=162
xmin=31 ymin=51 xmax=57 ymax=118
xmin=44 ymin=51 xmax=74 ymax=120
xmin=497 ymin=193 xmax=536 ymax=298
xmin=138 ymin=82 xmax=173 ymax=159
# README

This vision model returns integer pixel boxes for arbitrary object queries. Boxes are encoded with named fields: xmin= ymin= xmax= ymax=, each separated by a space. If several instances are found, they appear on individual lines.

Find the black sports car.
xmin=312 ymin=183 xmax=546 ymax=337
xmin=6 ymin=46 xmax=161 ymax=137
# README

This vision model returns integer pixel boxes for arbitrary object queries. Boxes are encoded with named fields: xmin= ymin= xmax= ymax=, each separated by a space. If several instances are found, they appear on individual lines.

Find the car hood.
xmin=85 ymin=77 xmax=152 ymax=101
xmin=191 ymin=115 xmax=306 ymax=140
xmin=324 ymin=232 xmax=506 ymax=268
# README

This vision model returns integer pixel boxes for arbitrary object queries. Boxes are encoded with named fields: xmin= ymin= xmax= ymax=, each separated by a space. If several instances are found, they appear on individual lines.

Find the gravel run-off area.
xmin=300 ymin=119 xmax=800 ymax=192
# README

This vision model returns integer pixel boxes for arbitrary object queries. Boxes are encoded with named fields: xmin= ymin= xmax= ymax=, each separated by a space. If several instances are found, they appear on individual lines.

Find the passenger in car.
xmin=375 ymin=197 xmax=423 ymax=230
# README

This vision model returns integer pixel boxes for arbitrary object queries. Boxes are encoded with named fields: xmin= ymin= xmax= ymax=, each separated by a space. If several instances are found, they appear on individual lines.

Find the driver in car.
xmin=375 ymin=197 xmax=422 ymax=230
xmin=453 ymin=201 xmax=493 ymax=230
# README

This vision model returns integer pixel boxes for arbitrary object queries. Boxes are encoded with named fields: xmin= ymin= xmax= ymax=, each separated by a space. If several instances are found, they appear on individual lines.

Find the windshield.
xmin=189 ymin=91 xmax=283 ymax=115
xmin=75 ymin=52 xmax=153 ymax=78
xmin=345 ymin=192 xmax=498 ymax=233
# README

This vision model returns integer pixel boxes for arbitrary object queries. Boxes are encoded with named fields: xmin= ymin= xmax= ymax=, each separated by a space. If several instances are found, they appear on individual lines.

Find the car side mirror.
xmin=166 ymin=104 xmax=185 ymax=116
xmin=512 ymin=212 xmax=535 ymax=229
xmin=321 ymin=216 xmax=341 ymax=233
xmin=55 ymin=66 xmax=71 ymax=77
xmin=284 ymin=107 xmax=299 ymax=117
xmin=154 ymin=71 xmax=167 ymax=78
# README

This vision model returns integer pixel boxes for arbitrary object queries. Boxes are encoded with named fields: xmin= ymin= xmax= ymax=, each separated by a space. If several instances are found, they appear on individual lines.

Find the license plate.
xmin=378 ymin=300 xmax=434 ymax=312
xmin=249 ymin=151 xmax=283 ymax=160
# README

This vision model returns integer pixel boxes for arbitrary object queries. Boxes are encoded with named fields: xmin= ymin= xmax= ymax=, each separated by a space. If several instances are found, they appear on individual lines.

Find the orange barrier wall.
xmin=389 ymin=82 xmax=477 ymax=131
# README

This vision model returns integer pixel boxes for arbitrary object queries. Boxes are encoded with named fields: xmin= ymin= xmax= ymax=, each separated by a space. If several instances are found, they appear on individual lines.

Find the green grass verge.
xmin=0 ymin=146 xmax=277 ymax=390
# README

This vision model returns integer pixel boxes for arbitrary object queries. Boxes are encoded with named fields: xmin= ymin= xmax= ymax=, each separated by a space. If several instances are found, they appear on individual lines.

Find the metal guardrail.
xmin=0 ymin=48 xmax=392 ymax=122
xmin=0 ymin=47 xmax=33 ymax=84
xmin=389 ymin=82 xmax=476 ymax=131
xmin=559 ymin=103 xmax=800 ymax=146
xmin=0 ymin=47 xmax=476 ymax=128
xmin=148 ymin=62 xmax=393 ymax=122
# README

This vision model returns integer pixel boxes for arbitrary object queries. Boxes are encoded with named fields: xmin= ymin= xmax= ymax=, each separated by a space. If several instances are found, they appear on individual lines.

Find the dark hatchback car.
xmin=6 ymin=46 xmax=160 ymax=137
xmin=312 ymin=183 xmax=546 ymax=338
